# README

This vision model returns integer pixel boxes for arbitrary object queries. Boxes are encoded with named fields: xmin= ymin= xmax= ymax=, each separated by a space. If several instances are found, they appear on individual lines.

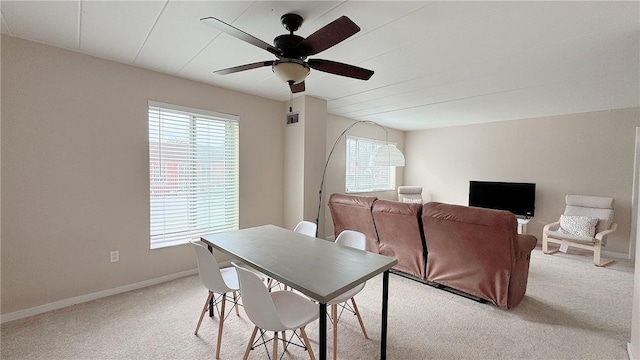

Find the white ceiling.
xmin=1 ymin=1 xmax=638 ymax=131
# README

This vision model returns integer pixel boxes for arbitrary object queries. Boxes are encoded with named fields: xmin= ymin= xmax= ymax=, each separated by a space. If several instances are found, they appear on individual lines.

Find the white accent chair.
xmin=232 ymin=262 xmax=318 ymax=360
xmin=397 ymin=186 xmax=423 ymax=203
xmin=294 ymin=220 xmax=317 ymax=237
xmin=542 ymin=195 xmax=617 ymax=266
xmin=328 ymin=230 xmax=369 ymax=360
xmin=190 ymin=240 xmax=241 ymax=359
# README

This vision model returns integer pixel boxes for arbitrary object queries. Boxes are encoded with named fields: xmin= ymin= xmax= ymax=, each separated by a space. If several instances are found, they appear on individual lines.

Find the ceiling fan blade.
xmin=307 ymin=59 xmax=374 ymax=80
xmin=214 ymin=61 xmax=275 ymax=75
xmin=297 ymin=16 xmax=360 ymax=56
xmin=290 ymin=81 xmax=305 ymax=93
xmin=201 ymin=17 xmax=282 ymax=57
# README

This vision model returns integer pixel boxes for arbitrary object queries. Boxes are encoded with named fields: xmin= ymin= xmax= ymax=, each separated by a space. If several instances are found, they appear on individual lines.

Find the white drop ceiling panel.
xmin=80 ymin=1 xmax=166 ymax=64
xmin=2 ymin=1 xmax=79 ymax=50
xmin=1 ymin=1 xmax=638 ymax=130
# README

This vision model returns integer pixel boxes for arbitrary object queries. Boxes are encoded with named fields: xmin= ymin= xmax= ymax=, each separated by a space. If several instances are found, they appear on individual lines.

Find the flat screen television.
xmin=468 ymin=181 xmax=536 ymax=218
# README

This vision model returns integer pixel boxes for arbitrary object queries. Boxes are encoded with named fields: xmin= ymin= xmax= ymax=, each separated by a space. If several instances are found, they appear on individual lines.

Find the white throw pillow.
xmin=558 ymin=215 xmax=598 ymax=238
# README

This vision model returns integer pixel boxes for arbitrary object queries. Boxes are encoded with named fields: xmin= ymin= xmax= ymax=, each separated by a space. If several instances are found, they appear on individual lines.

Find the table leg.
xmin=207 ymin=244 xmax=214 ymax=318
xmin=319 ymin=302 xmax=327 ymax=360
xmin=381 ymin=270 xmax=389 ymax=360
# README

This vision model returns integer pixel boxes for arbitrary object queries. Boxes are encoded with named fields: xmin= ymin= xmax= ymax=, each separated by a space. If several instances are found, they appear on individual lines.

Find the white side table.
xmin=517 ymin=218 xmax=530 ymax=234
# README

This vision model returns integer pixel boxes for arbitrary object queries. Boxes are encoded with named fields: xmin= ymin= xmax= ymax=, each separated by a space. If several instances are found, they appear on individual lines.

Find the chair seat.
xmin=271 ymin=290 xmax=319 ymax=330
xmin=545 ymin=230 xmax=594 ymax=244
xmin=327 ymin=283 xmax=365 ymax=305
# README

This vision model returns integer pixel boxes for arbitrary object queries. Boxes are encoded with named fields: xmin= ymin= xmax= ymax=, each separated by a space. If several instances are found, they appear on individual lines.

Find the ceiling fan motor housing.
xmin=274 ymin=34 xmax=306 ymax=58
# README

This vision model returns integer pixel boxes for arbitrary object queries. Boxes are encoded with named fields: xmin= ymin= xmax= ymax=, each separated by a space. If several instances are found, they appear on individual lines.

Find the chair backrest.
xmin=564 ymin=195 xmax=614 ymax=232
xmin=190 ymin=240 xmax=234 ymax=293
xmin=397 ymin=186 xmax=423 ymax=203
xmin=232 ymin=262 xmax=285 ymax=331
xmin=335 ymin=230 xmax=367 ymax=251
xmin=293 ymin=220 xmax=317 ymax=237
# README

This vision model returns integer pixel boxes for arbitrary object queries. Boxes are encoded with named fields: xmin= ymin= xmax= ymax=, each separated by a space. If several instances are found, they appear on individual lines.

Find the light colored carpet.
xmin=1 ymin=247 xmax=635 ymax=359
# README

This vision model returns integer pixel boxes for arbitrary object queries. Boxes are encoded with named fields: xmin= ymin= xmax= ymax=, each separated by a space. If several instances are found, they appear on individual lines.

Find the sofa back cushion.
xmin=422 ymin=202 xmax=518 ymax=309
xmin=372 ymin=200 xmax=426 ymax=279
xmin=328 ymin=193 xmax=379 ymax=253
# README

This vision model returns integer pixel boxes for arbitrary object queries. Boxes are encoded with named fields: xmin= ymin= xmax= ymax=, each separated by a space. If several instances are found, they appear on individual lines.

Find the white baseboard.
xmin=1 ymin=268 xmax=198 ymax=324
xmin=603 ymin=250 xmax=632 ymax=260
xmin=630 ymin=342 xmax=638 ymax=360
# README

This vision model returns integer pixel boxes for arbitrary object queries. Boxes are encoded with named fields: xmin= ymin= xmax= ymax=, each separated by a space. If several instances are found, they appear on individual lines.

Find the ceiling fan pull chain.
xmin=289 ymin=87 xmax=293 ymax=113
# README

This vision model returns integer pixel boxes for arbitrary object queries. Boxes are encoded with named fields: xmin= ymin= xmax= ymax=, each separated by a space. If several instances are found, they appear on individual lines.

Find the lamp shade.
xmin=272 ymin=61 xmax=310 ymax=84
xmin=371 ymin=144 xmax=405 ymax=167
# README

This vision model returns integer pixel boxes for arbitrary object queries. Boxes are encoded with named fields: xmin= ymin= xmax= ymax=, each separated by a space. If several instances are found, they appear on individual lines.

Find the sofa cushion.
xmin=373 ymin=200 xmax=425 ymax=279
xmin=328 ymin=193 xmax=379 ymax=253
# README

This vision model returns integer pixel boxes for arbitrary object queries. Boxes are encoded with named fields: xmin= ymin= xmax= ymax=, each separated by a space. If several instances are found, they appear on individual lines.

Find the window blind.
xmin=148 ymin=102 xmax=239 ymax=249
xmin=345 ymin=136 xmax=395 ymax=193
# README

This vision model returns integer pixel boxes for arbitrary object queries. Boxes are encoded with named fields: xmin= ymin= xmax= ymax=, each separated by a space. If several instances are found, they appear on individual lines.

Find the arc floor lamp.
xmin=314 ymin=120 xmax=405 ymax=237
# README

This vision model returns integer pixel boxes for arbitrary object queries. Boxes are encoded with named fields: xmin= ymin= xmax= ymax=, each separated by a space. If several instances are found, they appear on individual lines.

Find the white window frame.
xmin=345 ymin=135 xmax=396 ymax=193
xmin=148 ymin=101 xmax=239 ymax=249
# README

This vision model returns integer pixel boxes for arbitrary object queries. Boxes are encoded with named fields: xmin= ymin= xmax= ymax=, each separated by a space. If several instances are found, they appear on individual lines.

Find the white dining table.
xmin=200 ymin=224 xmax=397 ymax=360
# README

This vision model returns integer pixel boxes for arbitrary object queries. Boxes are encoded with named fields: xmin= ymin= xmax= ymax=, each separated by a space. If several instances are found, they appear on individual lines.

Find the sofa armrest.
xmin=516 ymin=234 xmax=537 ymax=259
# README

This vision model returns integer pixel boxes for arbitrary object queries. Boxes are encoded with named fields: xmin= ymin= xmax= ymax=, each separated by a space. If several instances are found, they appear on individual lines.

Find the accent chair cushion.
xmin=564 ymin=195 xmax=614 ymax=233
xmin=557 ymin=215 xmax=598 ymax=238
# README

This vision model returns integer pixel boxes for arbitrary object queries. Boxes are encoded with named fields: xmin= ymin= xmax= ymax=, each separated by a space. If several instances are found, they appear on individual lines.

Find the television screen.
xmin=468 ymin=181 xmax=536 ymax=217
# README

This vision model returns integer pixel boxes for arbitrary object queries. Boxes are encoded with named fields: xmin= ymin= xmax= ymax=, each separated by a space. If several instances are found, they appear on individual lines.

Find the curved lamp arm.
xmin=314 ymin=120 xmax=403 ymax=237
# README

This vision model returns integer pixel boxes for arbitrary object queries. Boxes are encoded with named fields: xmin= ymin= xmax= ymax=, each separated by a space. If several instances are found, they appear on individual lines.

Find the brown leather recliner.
xmin=372 ymin=200 xmax=426 ymax=279
xmin=422 ymin=202 xmax=537 ymax=309
xmin=328 ymin=193 xmax=380 ymax=253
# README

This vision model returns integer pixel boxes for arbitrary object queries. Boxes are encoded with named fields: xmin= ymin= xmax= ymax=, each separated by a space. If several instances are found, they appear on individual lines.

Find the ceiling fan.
xmin=200 ymin=13 xmax=374 ymax=93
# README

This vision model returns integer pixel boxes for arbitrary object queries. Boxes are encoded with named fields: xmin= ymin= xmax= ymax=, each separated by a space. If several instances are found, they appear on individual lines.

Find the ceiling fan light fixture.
xmin=272 ymin=60 xmax=310 ymax=85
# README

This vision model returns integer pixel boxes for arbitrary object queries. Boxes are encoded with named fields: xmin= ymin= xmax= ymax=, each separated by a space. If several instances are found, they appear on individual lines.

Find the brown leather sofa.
xmin=422 ymin=202 xmax=537 ymax=309
xmin=328 ymin=193 xmax=537 ymax=310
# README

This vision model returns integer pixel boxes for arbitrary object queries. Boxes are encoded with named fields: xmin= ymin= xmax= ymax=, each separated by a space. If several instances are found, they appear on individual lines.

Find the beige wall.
xmin=283 ymin=96 xmax=327 ymax=231
xmin=302 ymin=97 xmax=327 ymax=230
xmin=283 ymin=96 xmax=306 ymax=231
xmin=1 ymin=36 xmax=285 ymax=314
xmin=322 ymin=115 xmax=405 ymax=238
xmin=405 ymin=108 xmax=640 ymax=256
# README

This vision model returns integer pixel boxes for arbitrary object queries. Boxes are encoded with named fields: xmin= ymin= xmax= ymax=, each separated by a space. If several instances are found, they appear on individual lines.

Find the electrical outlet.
xmin=110 ymin=250 xmax=119 ymax=263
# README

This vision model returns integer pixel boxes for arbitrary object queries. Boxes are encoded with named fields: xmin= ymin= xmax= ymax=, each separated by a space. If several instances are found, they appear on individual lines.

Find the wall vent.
xmin=286 ymin=113 xmax=299 ymax=125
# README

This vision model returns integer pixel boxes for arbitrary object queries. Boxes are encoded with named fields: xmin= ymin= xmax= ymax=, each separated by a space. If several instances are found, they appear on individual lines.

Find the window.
xmin=345 ymin=136 xmax=396 ymax=193
xmin=148 ymin=101 xmax=239 ymax=249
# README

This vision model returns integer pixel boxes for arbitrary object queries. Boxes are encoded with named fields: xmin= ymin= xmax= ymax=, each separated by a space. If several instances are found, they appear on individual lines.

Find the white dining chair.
xmin=328 ymin=230 xmax=369 ymax=360
xmin=293 ymin=220 xmax=317 ymax=237
xmin=232 ymin=262 xmax=318 ymax=360
xmin=190 ymin=240 xmax=241 ymax=359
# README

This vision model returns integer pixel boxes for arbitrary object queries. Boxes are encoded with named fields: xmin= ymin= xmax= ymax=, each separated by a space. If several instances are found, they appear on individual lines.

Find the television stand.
xmin=517 ymin=218 xmax=530 ymax=234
